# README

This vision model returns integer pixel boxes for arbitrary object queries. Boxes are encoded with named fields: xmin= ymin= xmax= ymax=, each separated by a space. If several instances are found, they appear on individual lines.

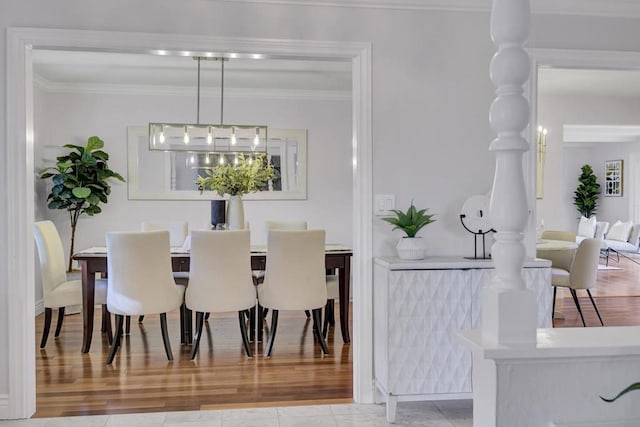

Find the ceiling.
xmin=32 ymin=50 xmax=353 ymax=94
xmin=33 ymin=50 xmax=640 ymax=100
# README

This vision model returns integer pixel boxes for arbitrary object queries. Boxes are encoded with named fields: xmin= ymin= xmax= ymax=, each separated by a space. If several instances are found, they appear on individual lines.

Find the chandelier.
xmin=149 ymin=57 xmax=268 ymax=155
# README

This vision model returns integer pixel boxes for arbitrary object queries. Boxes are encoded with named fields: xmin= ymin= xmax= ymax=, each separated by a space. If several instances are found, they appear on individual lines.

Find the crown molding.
xmin=564 ymin=124 xmax=640 ymax=146
xmin=33 ymin=75 xmax=350 ymax=101
xmin=218 ymin=0 xmax=640 ymax=17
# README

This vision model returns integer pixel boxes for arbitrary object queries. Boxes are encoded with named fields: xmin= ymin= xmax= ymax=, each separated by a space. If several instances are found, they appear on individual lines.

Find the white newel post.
xmin=483 ymin=0 xmax=536 ymax=346
xmin=461 ymin=4 xmax=640 ymax=426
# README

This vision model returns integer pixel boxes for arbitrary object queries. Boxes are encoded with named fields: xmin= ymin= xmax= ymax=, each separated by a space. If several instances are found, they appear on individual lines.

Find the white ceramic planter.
xmin=396 ymin=237 xmax=425 ymax=260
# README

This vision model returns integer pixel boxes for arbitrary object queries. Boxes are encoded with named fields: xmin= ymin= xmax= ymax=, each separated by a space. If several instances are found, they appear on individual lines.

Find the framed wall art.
xmin=604 ymin=159 xmax=623 ymax=197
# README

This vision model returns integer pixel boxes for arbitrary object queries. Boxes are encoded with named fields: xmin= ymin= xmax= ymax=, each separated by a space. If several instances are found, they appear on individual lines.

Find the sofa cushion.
xmin=577 ymin=216 xmax=597 ymax=238
xmin=594 ymin=221 xmax=610 ymax=240
xmin=607 ymin=220 xmax=633 ymax=242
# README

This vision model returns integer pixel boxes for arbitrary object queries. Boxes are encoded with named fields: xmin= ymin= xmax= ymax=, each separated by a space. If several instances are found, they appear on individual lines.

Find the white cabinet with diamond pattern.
xmin=373 ymin=257 xmax=552 ymax=422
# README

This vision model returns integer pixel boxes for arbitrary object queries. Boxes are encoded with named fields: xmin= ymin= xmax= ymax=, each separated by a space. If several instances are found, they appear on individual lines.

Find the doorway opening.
xmin=5 ymin=28 xmax=373 ymax=419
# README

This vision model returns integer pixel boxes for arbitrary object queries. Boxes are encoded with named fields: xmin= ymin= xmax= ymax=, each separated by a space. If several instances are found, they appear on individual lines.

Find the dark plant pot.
xmin=211 ymin=200 xmax=226 ymax=229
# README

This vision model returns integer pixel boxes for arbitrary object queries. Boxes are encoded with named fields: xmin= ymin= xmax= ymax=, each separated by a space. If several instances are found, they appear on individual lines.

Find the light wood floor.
xmin=34 ymin=257 xmax=640 ymax=418
xmin=35 ymin=307 xmax=352 ymax=418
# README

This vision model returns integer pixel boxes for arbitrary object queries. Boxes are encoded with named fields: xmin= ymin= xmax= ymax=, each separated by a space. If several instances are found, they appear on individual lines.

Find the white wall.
xmin=3 ymin=0 xmax=640 ymax=410
xmin=537 ymin=92 xmax=640 ymax=231
xmin=33 ymin=88 xmax=353 ymax=257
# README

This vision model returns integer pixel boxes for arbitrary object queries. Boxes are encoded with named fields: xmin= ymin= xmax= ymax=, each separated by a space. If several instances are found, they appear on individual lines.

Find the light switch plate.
xmin=375 ymin=194 xmax=395 ymax=216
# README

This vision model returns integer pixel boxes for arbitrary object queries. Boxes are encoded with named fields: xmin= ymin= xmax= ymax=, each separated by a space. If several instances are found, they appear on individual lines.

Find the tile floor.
xmin=0 ymin=401 xmax=472 ymax=427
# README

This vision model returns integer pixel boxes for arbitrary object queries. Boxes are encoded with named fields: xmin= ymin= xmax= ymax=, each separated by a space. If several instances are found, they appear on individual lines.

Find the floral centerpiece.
xmin=196 ymin=154 xmax=275 ymax=229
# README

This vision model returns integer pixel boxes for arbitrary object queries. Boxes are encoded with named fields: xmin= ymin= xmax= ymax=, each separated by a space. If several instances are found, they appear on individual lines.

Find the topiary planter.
xmin=396 ymin=237 xmax=425 ymax=260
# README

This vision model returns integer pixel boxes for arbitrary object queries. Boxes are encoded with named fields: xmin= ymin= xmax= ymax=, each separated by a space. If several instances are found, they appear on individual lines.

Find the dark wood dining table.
xmin=73 ymin=244 xmax=352 ymax=353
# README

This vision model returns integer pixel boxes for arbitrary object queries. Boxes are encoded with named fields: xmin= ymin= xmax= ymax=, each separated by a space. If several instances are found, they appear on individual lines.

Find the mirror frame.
xmin=127 ymin=125 xmax=308 ymax=200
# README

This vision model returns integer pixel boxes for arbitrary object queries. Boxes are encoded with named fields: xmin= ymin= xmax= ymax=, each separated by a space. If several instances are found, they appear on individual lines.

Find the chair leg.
xmin=125 ymin=316 xmax=131 ymax=336
xmin=102 ymin=305 xmax=113 ymax=345
xmin=101 ymin=306 xmax=107 ymax=332
xmin=40 ymin=308 xmax=52 ymax=349
xmin=190 ymin=311 xmax=205 ymax=360
xmin=54 ymin=307 xmax=66 ymax=338
xmin=257 ymin=303 xmax=265 ymax=343
xmin=248 ymin=306 xmax=256 ymax=342
xmin=160 ymin=313 xmax=173 ymax=361
xmin=551 ymin=287 xmax=557 ymax=328
xmin=179 ymin=304 xmax=186 ymax=344
xmin=264 ymin=309 xmax=279 ymax=357
xmin=586 ymin=289 xmax=604 ymax=326
xmin=106 ymin=314 xmax=124 ymax=364
xmin=238 ymin=311 xmax=253 ymax=358
xmin=569 ymin=288 xmax=586 ymax=327
xmin=312 ymin=308 xmax=329 ymax=355
xmin=138 ymin=315 xmax=144 ymax=323
xmin=328 ymin=300 xmax=335 ymax=325
xmin=205 ymin=312 xmax=210 ymax=321
xmin=184 ymin=307 xmax=193 ymax=345
xmin=322 ymin=300 xmax=334 ymax=338
xmin=304 ymin=310 xmax=311 ymax=319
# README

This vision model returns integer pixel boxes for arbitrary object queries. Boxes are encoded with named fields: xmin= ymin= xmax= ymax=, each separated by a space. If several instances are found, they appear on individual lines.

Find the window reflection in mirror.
xmin=127 ymin=126 xmax=307 ymax=200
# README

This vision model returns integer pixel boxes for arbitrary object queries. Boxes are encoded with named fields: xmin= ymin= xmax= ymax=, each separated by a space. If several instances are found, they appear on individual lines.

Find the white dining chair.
xmin=551 ymin=238 xmax=603 ymax=327
xmin=34 ymin=220 xmax=111 ymax=348
xmin=264 ymin=220 xmax=308 ymax=232
xmin=138 ymin=221 xmax=189 ymax=327
xmin=185 ymin=230 xmax=256 ymax=359
xmin=141 ymin=221 xmax=189 ymax=247
xmin=257 ymin=229 xmax=329 ymax=357
xmin=260 ymin=220 xmax=340 ymax=339
xmin=105 ymin=230 xmax=185 ymax=364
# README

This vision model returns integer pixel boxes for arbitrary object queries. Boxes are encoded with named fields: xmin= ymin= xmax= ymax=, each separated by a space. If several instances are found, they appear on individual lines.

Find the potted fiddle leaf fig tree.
xmin=382 ymin=200 xmax=436 ymax=260
xmin=574 ymin=164 xmax=600 ymax=218
xmin=39 ymin=136 xmax=125 ymax=272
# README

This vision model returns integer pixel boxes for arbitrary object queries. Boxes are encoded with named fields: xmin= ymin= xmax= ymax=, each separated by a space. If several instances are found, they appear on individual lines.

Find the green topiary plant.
xmin=39 ymin=136 xmax=125 ymax=272
xmin=381 ymin=200 xmax=436 ymax=238
xmin=574 ymin=164 xmax=600 ymax=218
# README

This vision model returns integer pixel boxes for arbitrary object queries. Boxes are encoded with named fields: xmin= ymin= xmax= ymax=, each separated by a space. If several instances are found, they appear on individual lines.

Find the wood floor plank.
xmin=35 ymin=307 xmax=353 ymax=418
xmin=35 ymin=256 xmax=640 ymax=418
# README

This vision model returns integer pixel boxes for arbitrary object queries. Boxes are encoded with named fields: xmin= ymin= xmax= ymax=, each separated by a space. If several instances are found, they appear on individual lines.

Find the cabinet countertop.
xmin=374 ymin=256 xmax=551 ymax=270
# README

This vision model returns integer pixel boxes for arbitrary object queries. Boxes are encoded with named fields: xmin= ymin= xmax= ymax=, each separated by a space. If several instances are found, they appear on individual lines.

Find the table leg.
xmin=81 ymin=260 xmax=96 ymax=353
xmin=338 ymin=256 xmax=351 ymax=343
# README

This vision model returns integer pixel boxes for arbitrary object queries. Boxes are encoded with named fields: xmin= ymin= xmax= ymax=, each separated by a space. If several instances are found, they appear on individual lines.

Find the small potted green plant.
xmin=196 ymin=153 xmax=275 ymax=229
xmin=382 ymin=201 xmax=436 ymax=260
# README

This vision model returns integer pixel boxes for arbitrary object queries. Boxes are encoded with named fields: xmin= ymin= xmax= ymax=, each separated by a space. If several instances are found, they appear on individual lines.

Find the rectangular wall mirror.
xmin=127 ymin=126 xmax=307 ymax=200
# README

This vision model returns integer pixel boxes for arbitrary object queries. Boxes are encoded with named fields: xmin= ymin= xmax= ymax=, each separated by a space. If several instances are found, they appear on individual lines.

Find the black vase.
xmin=210 ymin=200 xmax=226 ymax=229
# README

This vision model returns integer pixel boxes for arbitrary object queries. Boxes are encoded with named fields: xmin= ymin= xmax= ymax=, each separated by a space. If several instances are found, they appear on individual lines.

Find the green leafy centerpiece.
xmin=39 ymin=136 xmax=125 ymax=271
xmin=382 ymin=201 xmax=436 ymax=260
xmin=196 ymin=154 xmax=275 ymax=229
xmin=196 ymin=154 xmax=275 ymax=196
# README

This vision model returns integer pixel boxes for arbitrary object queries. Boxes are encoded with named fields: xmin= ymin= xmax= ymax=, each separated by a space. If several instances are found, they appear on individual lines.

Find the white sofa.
xmin=601 ymin=222 xmax=640 ymax=264
xmin=566 ymin=217 xmax=640 ymax=265
xmin=575 ymin=219 xmax=609 ymax=246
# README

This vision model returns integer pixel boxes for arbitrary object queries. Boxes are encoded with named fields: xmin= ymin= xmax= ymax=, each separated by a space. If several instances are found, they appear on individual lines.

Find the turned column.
xmin=482 ymin=0 xmax=537 ymax=345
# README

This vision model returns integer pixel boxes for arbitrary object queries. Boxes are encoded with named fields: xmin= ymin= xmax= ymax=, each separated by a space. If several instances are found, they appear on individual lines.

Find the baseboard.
xmin=35 ymin=299 xmax=44 ymax=316
xmin=0 ymin=393 xmax=10 ymax=420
